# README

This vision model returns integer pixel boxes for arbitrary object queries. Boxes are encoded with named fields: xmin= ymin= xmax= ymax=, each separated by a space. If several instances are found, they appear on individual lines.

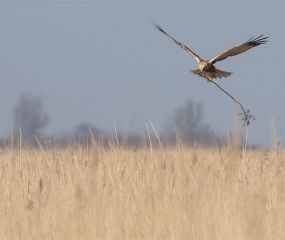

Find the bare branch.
xmin=210 ymin=80 xmax=255 ymax=127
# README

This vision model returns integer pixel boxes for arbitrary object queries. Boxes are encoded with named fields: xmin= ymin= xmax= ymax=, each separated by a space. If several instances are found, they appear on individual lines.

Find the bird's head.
xmin=199 ymin=61 xmax=208 ymax=72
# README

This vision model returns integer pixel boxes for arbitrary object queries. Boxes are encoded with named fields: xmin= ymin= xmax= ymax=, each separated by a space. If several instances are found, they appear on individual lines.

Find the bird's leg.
xmin=206 ymin=77 xmax=212 ymax=82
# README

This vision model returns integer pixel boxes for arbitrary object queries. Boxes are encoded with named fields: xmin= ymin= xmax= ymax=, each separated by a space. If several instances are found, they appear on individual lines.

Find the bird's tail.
xmin=190 ymin=68 xmax=232 ymax=79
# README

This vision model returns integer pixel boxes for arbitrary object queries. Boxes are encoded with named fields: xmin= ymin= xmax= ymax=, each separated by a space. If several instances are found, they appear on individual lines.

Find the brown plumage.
xmin=153 ymin=22 xmax=268 ymax=82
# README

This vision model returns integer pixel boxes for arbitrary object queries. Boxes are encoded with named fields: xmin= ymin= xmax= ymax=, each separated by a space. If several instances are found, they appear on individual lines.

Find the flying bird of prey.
xmin=153 ymin=22 xmax=268 ymax=82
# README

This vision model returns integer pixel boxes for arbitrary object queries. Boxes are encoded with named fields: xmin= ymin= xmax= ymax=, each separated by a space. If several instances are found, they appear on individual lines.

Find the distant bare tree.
xmin=13 ymin=94 xmax=49 ymax=140
xmin=164 ymin=99 xmax=214 ymax=146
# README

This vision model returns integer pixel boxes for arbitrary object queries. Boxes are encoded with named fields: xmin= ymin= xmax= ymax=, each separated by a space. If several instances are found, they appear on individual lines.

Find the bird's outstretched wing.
xmin=209 ymin=35 xmax=268 ymax=64
xmin=153 ymin=21 xmax=201 ymax=63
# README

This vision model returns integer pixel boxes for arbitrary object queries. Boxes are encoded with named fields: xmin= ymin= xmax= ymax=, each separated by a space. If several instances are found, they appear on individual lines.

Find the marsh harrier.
xmin=153 ymin=22 xmax=268 ymax=82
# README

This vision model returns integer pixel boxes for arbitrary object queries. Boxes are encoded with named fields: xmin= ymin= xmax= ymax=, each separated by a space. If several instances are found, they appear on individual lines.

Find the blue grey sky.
xmin=0 ymin=2 xmax=284 ymax=145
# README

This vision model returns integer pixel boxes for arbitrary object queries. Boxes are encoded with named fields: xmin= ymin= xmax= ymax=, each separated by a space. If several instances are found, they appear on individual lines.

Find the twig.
xmin=211 ymin=80 xmax=255 ymax=126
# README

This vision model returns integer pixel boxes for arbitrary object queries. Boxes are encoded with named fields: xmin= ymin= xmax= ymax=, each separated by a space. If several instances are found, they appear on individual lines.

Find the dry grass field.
xmin=1 ymin=136 xmax=285 ymax=239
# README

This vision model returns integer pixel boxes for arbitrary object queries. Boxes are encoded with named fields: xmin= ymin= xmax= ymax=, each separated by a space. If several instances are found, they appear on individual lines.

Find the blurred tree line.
xmin=11 ymin=93 xmax=215 ymax=147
